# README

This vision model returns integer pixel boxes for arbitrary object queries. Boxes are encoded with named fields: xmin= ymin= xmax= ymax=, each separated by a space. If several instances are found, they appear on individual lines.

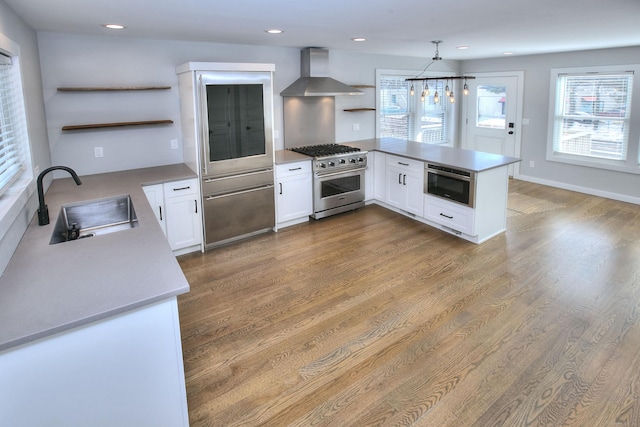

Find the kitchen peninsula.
xmin=349 ymin=137 xmax=521 ymax=243
xmin=0 ymin=164 xmax=195 ymax=426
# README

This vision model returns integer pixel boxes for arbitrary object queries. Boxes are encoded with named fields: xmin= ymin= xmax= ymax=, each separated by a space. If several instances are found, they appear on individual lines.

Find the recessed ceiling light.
xmin=456 ymin=45 xmax=470 ymax=50
xmin=103 ymin=23 xmax=126 ymax=30
xmin=265 ymin=29 xmax=284 ymax=34
xmin=503 ymin=51 xmax=514 ymax=55
xmin=352 ymin=37 xmax=367 ymax=42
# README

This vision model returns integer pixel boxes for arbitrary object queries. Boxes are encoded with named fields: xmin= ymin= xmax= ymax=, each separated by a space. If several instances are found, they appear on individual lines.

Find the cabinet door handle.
xmin=173 ymin=186 xmax=190 ymax=191
xmin=440 ymin=212 xmax=453 ymax=219
xmin=279 ymin=183 xmax=283 ymax=195
xmin=288 ymin=167 xmax=302 ymax=172
xmin=398 ymin=162 xmax=409 ymax=166
xmin=194 ymin=200 xmax=198 ymax=214
xmin=403 ymin=174 xmax=406 ymax=186
xmin=159 ymin=206 xmax=163 ymax=221
xmin=398 ymin=173 xmax=402 ymax=184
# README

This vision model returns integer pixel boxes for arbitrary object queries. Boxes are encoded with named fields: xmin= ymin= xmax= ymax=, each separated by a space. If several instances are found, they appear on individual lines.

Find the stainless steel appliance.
xmin=425 ymin=163 xmax=476 ymax=207
xmin=178 ymin=65 xmax=276 ymax=248
xmin=289 ymin=144 xmax=367 ymax=219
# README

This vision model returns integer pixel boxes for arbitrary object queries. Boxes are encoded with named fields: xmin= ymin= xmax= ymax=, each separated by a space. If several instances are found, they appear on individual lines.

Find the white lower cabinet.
xmin=385 ymin=154 xmax=424 ymax=217
xmin=143 ymin=178 xmax=202 ymax=254
xmin=276 ymin=160 xmax=313 ymax=227
xmin=424 ymin=195 xmax=475 ymax=236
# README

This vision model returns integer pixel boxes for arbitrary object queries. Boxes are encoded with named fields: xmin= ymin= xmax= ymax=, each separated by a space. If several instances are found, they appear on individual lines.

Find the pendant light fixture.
xmin=407 ymin=40 xmax=475 ymax=104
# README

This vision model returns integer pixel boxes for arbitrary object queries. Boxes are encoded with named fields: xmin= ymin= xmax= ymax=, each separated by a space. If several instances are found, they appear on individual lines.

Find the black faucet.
xmin=37 ymin=166 xmax=82 ymax=226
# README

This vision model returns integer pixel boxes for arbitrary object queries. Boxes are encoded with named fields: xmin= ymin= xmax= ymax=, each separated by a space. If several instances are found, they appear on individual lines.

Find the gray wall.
xmin=37 ymin=32 xmax=435 ymax=177
xmin=463 ymin=46 xmax=640 ymax=203
xmin=0 ymin=0 xmax=51 ymax=274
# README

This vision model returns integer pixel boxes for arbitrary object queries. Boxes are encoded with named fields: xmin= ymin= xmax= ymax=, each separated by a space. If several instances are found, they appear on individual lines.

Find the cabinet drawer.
xmin=276 ymin=161 xmax=312 ymax=179
xmin=386 ymin=154 xmax=423 ymax=174
xmin=163 ymin=178 xmax=198 ymax=198
xmin=425 ymin=195 xmax=475 ymax=235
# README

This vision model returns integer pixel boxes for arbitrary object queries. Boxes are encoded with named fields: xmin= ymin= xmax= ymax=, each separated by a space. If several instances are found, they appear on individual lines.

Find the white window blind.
xmin=378 ymin=72 xmax=452 ymax=144
xmin=0 ymin=52 xmax=27 ymax=195
xmin=552 ymin=71 xmax=633 ymax=161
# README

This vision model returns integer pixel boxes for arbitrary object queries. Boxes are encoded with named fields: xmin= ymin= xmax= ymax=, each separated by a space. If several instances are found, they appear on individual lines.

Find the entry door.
xmin=462 ymin=73 xmax=522 ymax=176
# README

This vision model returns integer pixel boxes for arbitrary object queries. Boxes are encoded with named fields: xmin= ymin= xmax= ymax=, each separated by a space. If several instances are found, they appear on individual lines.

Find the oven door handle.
xmin=205 ymin=184 xmax=274 ymax=200
xmin=316 ymin=167 xmax=366 ymax=179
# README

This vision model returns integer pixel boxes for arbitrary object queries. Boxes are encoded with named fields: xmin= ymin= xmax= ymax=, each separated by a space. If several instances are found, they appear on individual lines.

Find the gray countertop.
xmin=0 ymin=164 xmax=197 ymax=352
xmin=275 ymin=149 xmax=314 ymax=165
xmin=344 ymin=137 xmax=521 ymax=172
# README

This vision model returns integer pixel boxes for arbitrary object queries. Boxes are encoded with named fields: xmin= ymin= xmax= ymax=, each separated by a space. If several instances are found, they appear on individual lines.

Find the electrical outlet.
xmin=522 ymin=118 xmax=530 ymax=125
xmin=94 ymin=147 xmax=103 ymax=158
xmin=352 ymin=123 xmax=360 ymax=131
xmin=529 ymin=160 xmax=535 ymax=168
xmin=171 ymin=139 xmax=179 ymax=149
xmin=274 ymin=130 xmax=279 ymax=139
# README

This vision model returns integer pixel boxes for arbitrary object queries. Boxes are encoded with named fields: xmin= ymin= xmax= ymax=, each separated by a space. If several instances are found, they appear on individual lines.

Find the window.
xmin=376 ymin=70 xmax=455 ymax=145
xmin=0 ymin=50 xmax=28 ymax=195
xmin=547 ymin=65 xmax=638 ymax=172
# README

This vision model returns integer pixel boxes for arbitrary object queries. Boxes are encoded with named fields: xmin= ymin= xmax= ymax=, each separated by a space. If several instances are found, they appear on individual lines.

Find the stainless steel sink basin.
xmin=50 ymin=195 xmax=138 ymax=244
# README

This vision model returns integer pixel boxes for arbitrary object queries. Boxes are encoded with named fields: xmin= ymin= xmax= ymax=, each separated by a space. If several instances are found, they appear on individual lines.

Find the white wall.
xmin=0 ymin=0 xmax=51 ymax=275
xmin=463 ymin=46 xmax=640 ymax=203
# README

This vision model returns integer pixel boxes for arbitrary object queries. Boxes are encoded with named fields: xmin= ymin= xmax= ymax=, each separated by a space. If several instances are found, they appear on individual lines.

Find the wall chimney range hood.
xmin=280 ymin=48 xmax=363 ymax=97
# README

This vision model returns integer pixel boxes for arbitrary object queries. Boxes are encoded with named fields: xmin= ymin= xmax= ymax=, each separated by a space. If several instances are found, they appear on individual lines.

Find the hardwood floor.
xmin=177 ymin=179 xmax=640 ymax=426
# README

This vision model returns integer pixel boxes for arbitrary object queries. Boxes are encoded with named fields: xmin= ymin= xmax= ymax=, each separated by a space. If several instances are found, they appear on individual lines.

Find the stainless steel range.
xmin=289 ymin=144 xmax=367 ymax=219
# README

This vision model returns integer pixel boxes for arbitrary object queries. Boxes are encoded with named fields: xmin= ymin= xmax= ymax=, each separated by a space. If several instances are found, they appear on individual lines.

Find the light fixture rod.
xmin=406 ymin=76 xmax=476 ymax=82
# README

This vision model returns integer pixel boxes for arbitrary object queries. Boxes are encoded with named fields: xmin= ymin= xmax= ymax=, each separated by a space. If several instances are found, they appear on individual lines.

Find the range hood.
xmin=281 ymin=48 xmax=363 ymax=97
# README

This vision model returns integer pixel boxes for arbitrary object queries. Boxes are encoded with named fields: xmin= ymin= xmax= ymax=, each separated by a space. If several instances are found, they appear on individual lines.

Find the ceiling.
xmin=6 ymin=0 xmax=640 ymax=60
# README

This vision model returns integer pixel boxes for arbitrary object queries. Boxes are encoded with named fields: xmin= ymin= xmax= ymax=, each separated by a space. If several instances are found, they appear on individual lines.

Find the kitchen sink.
xmin=49 ymin=195 xmax=138 ymax=244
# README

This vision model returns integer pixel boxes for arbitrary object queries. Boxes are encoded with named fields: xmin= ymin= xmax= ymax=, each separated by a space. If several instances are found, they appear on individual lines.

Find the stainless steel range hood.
xmin=281 ymin=48 xmax=363 ymax=97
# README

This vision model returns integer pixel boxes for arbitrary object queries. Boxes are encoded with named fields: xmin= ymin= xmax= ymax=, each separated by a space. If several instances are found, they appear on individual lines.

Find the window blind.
xmin=0 ymin=52 xmax=27 ymax=195
xmin=553 ymin=71 xmax=633 ymax=161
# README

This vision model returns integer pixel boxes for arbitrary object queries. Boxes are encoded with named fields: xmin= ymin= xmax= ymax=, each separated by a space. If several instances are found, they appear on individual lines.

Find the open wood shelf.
xmin=62 ymin=120 xmax=174 ymax=131
xmin=57 ymin=86 xmax=171 ymax=92
xmin=343 ymin=108 xmax=376 ymax=112
xmin=351 ymin=85 xmax=375 ymax=89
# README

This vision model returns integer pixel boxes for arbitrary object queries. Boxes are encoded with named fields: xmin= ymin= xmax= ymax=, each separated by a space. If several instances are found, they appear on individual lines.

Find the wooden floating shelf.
xmin=351 ymin=85 xmax=375 ymax=89
xmin=343 ymin=108 xmax=376 ymax=112
xmin=62 ymin=120 xmax=174 ymax=131
xmin=57 ymin=86 xmax=171 ymax=92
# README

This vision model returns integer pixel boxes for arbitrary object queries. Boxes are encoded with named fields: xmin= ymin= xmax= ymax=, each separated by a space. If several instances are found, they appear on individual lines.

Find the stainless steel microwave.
xmin=425 ymin=163 xmax=477 ymax=208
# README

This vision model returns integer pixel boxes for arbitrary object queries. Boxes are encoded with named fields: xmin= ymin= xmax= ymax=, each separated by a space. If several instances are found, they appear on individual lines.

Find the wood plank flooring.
xmin=177 ymin=179 xmax=640 ymax=426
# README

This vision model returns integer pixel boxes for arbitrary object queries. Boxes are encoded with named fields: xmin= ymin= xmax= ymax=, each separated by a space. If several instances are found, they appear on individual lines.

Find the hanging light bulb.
xmin=425 ymin=84 xmax=430 ymax=96
xmin=449 ymin=92 xmax=455 ymax=103
xmin=421 ymin=86 xmax=426 ymax=102
xmin=433 ymin=90 xmax=439 ymax=104
xmin=463 ymin=82 xmax=469 ymax=96
xmin=445 ymin=81 xmax=450 ymax=97
xmin=410 ymin=84 xmax=414 ymax=96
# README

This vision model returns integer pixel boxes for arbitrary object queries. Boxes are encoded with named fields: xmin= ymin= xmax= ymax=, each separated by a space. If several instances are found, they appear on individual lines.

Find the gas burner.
xmin=289 ymin=143 xmax=361 ymax=158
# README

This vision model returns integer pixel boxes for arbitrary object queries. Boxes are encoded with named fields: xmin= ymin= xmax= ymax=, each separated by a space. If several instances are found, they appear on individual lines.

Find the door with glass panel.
xmin=462 ymin=73 xmax=521 ymax=175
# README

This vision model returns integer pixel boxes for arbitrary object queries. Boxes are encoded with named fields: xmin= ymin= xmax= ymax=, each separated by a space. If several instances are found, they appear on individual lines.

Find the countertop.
xmin=275 ymin=150 xmax=313 ymax=165
xmin=344 ymin=138 xmax=521 ymax=172
xmin=0 ymin=163 xmax=197 ymax=352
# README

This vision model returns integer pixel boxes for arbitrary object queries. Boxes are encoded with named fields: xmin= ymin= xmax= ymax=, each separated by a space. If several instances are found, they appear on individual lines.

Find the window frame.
xmin=546 ymin=64 xmax=640 ymax=174
xmin=376 ymin=69 xmax=456 ymax=146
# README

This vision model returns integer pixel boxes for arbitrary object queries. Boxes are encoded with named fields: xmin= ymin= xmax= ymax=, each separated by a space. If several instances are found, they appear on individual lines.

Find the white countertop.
xmin=0 ymin=164 xmax=197 ymax=351
xmin=344 ymin=138 xmax=521 ymax=172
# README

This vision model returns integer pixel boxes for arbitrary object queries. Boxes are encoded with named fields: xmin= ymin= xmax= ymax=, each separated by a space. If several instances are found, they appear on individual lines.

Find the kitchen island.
xmin=0 ymin=163 xmax=196 ymax=426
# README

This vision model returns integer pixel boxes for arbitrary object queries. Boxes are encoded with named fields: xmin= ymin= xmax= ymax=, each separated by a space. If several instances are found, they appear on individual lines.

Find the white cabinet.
xmin=424 ymin=195 xmax=475 ymax=236
xmin=372 ymin=151 xmax=386 ymax=201
xmin=144 ymin=178 xmax=202 ymax=254
xmin=385 ymin=154 xmax=424 ymax=217
xmin=276 ymin=161 xmax=313 ymax=227
xmin=0 ymin=299 xmax=189 ymax=427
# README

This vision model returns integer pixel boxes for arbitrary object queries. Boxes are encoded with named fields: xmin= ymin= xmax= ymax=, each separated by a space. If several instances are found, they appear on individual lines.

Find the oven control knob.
xmin=328 ymin=161 xmax=335 ymax=167
xmin=340 ymin=159 xmax=346 ymax=164
xmin=357 ymin=157 xmax=364 ymax=162
xmin=349 ymin=158 xmax=356 ymax=164
xmin=319 ymin=162 xmax=326 ymax=168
